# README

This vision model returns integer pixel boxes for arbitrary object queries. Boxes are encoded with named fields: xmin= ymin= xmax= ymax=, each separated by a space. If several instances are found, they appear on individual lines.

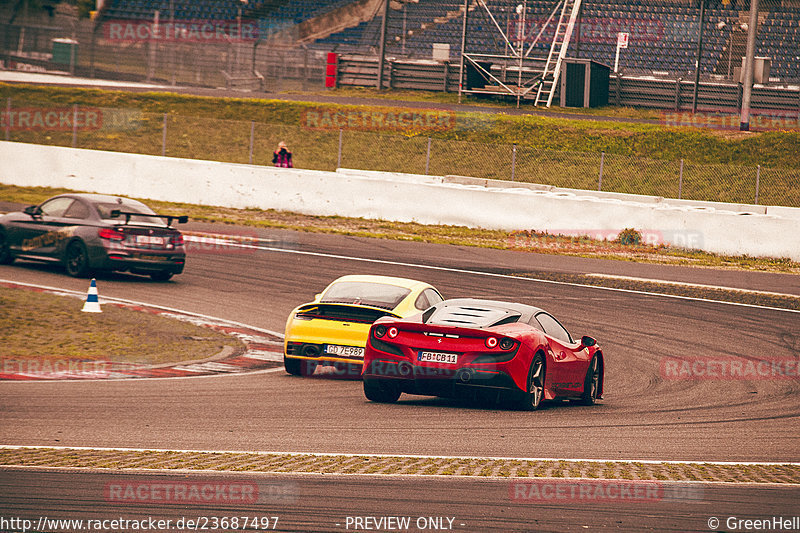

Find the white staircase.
xmin=534 ymin=0 xmax=582 ymax=107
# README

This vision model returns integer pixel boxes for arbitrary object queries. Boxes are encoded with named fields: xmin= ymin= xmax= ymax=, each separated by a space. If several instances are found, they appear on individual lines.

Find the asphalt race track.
xmin=1 ymin=468 xmax=798 ymax=533
xmin=1 ymin=221 xmax=799 ymax=532
xmin=1 ymin=222 xmax=799 ymax=462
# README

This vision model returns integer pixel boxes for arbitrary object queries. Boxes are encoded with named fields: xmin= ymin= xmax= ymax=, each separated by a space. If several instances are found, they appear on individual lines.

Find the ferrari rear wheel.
xmin=519 ymin=354 xmax=545 ymax=411
xmin=580 ymin=355 xmax=601 ymax=405
xmin=65 ymin=241 xmax=91 ymax=278
xmin=363 ymin=379 xmax=401 ymax=403
xmin=0 ymin=230 xmax=13 ymax=265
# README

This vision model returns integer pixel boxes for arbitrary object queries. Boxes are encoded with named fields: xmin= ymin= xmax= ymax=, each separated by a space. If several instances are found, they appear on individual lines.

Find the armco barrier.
xmin=1 ymin=141 xmax=798 ymax=261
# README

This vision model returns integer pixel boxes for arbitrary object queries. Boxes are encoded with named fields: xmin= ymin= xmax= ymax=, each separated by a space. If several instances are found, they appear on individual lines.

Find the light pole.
xmin=377 ymin=0 xmax=390 ymax=89
xmin=740 ymin=0 xmax=760 ymax=131
xmin=516 ymin=2 xmax=526 ymax=109
xmin=402 ymin=5 xmax=406 ymax=55
xmin=237 ymin=2 xmax=242 ymax=73
xmin=457 ymin=0 xmax=469 ymax=103
xmin=170 ymin=0 xmax=175 ymax=85
xmin=691 ymin=0 xmax=706 ymax=113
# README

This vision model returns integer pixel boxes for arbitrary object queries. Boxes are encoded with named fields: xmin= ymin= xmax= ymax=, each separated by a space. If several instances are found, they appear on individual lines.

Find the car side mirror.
xmin=23 ymin=205 xmax=40 ymax=217
xmin=314 ymin=293 xmax=322 ymax=301
xmin=580 ymin=335 xmax=597 ymax=349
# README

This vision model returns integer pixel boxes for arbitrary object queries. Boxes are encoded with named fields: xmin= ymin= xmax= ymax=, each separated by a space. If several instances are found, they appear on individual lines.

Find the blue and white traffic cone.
xmin=81 ymin=278 xmax=102 ymax=313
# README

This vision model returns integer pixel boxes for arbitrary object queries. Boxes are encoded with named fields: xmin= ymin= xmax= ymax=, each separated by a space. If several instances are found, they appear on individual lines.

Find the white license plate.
xmin=418 ymin=351 xmax=458 ymax=364
xmin=325 ymin=344 xmax=365 ymax=358
xmin=135 ymin=235 xmax=165 ymax=246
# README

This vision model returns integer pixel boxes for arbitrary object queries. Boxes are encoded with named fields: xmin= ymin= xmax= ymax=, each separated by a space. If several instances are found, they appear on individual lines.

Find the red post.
xmin=325 ymin=52 xmax=338 ymax=88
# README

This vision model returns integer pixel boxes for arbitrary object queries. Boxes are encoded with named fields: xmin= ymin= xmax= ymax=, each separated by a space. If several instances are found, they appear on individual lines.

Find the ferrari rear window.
xmin=320 ymin=282 xmax=411 ymax=310
xmin=425 ymin=305 xmax=522 ymax=328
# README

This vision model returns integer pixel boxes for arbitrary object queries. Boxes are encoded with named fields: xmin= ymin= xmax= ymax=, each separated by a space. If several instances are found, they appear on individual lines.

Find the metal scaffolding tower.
xmin=458 ymin=0 xmax=583 ymax=107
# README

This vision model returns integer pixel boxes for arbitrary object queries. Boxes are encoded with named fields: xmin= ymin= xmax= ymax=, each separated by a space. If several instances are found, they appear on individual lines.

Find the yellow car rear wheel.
xmin=284 ymin=356 xmax=317 ymax=377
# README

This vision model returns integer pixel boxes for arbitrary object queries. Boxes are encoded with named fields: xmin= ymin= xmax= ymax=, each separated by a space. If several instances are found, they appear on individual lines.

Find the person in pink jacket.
xmin=272 ymin=141 xmax=293 ymax=168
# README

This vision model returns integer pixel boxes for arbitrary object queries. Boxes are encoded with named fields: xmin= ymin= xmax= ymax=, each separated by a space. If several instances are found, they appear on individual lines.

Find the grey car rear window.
xmin=95 ymin=202 xmax=165 ymax=226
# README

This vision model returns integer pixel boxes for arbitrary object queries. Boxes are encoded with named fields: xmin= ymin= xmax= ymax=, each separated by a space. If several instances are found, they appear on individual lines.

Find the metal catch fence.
xmin=2 ymin=97 xmax=798 ymax=208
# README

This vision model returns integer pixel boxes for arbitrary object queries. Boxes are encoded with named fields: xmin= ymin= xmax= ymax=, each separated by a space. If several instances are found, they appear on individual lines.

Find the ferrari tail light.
xmin=485 ymin=337 xmax=498 ymax=349
xmin=387 ymin=326 xmax=399 ymax=339
xmin=171 ymin=234 xmax=184 ymax=247
xmin=374 ymin=325 xmax=387 ymax=338
xmin=98 ymin=228 xmax=124 ymax=241
xmin=499 ymin=338 xmax=516 ymax=350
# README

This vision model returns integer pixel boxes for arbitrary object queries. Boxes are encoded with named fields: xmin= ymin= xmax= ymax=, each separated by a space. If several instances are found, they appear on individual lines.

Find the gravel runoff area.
xmin=1 ymin=447 xmax=798 ymax=484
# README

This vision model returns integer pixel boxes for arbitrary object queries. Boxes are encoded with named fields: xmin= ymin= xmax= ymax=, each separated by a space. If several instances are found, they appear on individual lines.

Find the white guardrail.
xmin=1 ymin=141 xmax=799 ymax=261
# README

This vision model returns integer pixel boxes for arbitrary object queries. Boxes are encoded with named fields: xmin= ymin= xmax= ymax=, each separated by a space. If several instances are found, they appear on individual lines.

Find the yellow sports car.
xmin=284 ymin=274 xmax=444 ymax=376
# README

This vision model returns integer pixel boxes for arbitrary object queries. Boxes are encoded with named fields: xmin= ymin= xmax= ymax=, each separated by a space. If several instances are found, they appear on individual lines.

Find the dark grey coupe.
xmin=0 ymin=193 xmax=187 ymax=281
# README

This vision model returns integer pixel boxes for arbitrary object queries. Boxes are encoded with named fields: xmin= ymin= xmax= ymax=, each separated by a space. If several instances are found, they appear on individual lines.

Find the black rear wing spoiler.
xmin=110 ymin=210 xmax=188 ymax=226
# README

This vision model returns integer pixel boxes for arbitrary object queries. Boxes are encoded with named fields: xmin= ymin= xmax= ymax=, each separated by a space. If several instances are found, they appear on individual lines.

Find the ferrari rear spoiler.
xmin=110 ymin=210 xmax=188 ymax=226
xmin=372 ymin=318 xmax=498 ymax=339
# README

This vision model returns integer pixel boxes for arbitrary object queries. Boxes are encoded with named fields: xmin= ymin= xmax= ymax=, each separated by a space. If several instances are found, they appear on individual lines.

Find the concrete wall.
xmin=2 ymin=141 xmax=798 ymax=261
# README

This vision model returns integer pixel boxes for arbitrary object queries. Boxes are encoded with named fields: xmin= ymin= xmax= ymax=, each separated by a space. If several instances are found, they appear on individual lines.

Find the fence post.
xmin=598 ymin=151 xmax=605 ymax=191
xmin=71 ymin=104 xmax=78 ymax=148
xmin=674 ymin=78 xmax=682 ymax=111
xmin=337 ymin=128 xmax=343 ymax=169
xmin=754 ymin=165 xmax=760 ymax=205
xmin=790 ymin=88 xmax=800 ymax=137
xmin=678 ymin=158 xmax=684 ymax=199
xmin=4 ymin=98 xmax=10 ymax=141
xmin=511 ymin=144 xmax=517 ymax=182
xmin=737 ymin=83 xmax=743 ymax=109
xmin=162 ymin=113 xmax=167 ymax=157
xmin=425 ymin=137 xmax=431 ymax=175
xmin=303 ymin=46 xmax=309 ymax=92
xmin=249 ymin=121 xmax=254 ymax=164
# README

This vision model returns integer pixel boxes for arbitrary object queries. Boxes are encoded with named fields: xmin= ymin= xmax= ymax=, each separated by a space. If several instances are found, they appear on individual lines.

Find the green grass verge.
xmin=297 ymin=86 xmax=668 ymax=119
xmin=2 ymin=184 xmax=799 ymax=276
xmin=0 ymin=286 xmax=242 ymax=365
xmin=2 ymin=83 xmax=798 ymax=206
xmin=2 ymin=82 xmax=799 ymax=168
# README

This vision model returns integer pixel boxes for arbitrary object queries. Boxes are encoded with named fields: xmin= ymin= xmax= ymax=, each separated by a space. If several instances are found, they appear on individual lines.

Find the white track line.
xmin=181 ymin=237 xmax=800 ymax=314
xmin=0 ymin=279 xmax=287 ymax=383
xmin=0 ymin=278 xmax=284 ymax=338
xmin=0 ymin=366 xmax=287 ymax=384
xmin=0 ymin=445 xmax=796 ymax=467
xmin=585 ymin=273 xmax=800 ymax=299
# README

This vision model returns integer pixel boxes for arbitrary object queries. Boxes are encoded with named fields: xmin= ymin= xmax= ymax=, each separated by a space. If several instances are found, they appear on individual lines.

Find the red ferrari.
xmin=362 ymin=299 xmax=604 ymax=410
